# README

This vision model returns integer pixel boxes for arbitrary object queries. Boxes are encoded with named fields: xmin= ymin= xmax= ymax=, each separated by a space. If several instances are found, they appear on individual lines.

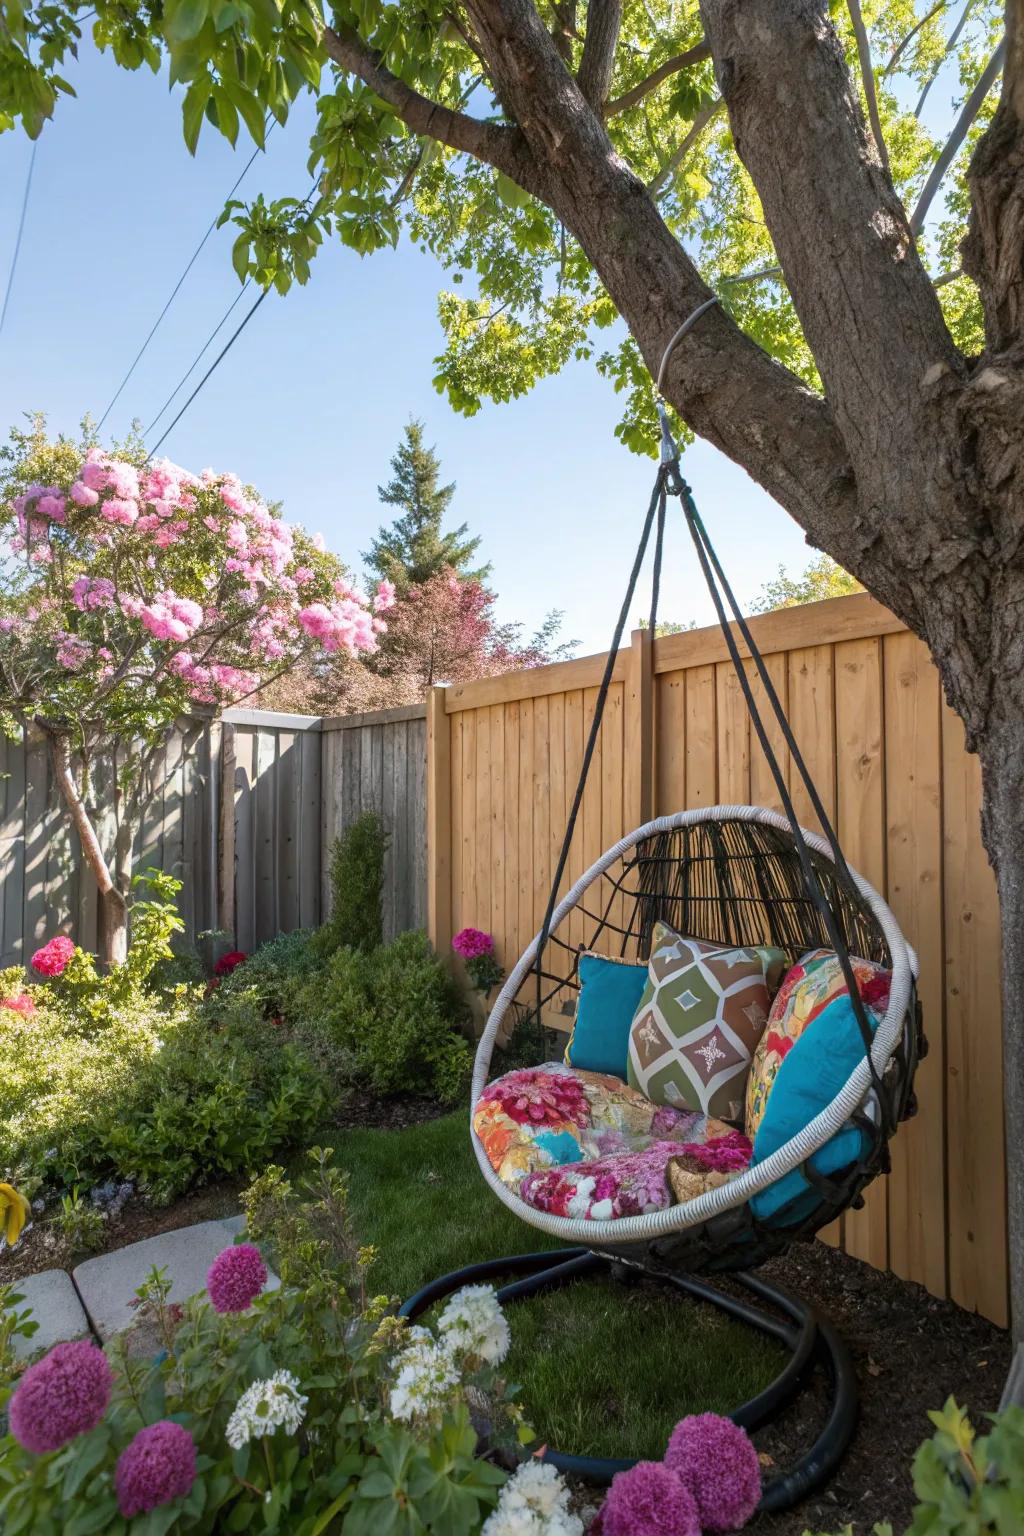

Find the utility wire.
xmin=143 ymin=279 xmax=253 ymax=438
xmin=0 ymin=140 xmax=38 ymax=340
xmin=98 ymin=123 xmax=274 ymax=430
xmin=145 ymin=287 xmax=270 ymax=461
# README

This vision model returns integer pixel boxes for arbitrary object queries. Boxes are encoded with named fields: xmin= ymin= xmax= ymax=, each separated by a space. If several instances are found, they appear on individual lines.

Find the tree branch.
xmin=885 ymin=0 xmax=947 ymax=75
xmin=911 ymin=36 xmax=1006 ymax=235
xmin=847 ymin=0 xmax=890 ymax=172
xmin=917 ymin=0 xmax=978 ymax=116
xmin=323 ymin=21 xmax=538 ymax=190
xmin=963 ymin=4 xmax=1024 ymax=348
xmin=648 ymin=97 xmax=723 ymax=194
xmin=577 ymin=0 xmax=623 ymax=107
xmin=45 ymin=727 xmax=115 ymax=896
xmin=604 ymin=40 xmax=711 ymax=117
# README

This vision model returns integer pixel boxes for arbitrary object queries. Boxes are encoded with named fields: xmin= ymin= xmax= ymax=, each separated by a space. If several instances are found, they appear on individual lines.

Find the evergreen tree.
xmin=363 ymin=420 xmax=490 ymax=588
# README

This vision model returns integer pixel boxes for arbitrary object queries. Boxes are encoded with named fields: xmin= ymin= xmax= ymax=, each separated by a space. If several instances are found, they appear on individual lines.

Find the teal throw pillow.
xmin=750 ymin=992 xmax=877 ymax=1225
xmin=565 ymin=952 xmax=647 ymax=1079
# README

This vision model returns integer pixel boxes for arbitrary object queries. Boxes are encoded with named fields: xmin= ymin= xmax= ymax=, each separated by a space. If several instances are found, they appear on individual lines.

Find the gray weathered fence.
xmin=0 ymin=704 xmax=428 ymax=966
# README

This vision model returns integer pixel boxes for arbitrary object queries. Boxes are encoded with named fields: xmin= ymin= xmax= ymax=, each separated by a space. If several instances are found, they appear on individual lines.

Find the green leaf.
xmin=494 ymin=172 xmax=529 ymax=209
xmin=182 ymin=76 xmax=211 ymax=154
xmin=165 ymin=0 xmax=211 ymax=44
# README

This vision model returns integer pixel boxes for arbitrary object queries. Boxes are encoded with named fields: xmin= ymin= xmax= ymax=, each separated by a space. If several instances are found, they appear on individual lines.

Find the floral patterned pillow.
xmin=473 ymin=1061 xmax=742 ymax=1201
xmin=519 ymin=1130 xmax=753 ymax=1222
xmin=744 ymin=949 xmax=892 ymax=1140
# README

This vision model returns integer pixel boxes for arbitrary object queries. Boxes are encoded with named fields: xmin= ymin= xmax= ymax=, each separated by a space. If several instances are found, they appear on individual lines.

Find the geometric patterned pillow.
xmin=627 ymin=921 xmax=787 ymax=1122
xmin=744 ymin=948 xmax=892 ymax=1140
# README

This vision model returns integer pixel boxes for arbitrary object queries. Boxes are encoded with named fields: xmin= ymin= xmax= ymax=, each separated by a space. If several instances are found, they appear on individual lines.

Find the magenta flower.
xmin=30 ymin=935 xmax=76 ymax=977
xmin=489 ymin=1067 xmax=590 ymax=1129
xmin=206 ymin=1243 xmax=268 ymax=1313
xmin=665 ymin=1413 xmax=761 ymax=1531
xmin=9 ymin=1339 xmax=113 ymax=1454
xmin=599 ymin=1461 xmax=700 ymax=1536
xmin=213 ymin=949 xmax=247 ymax=977
xmin=452 ymin=927 xmax=494 ymax=960
xmin=115 ymin=1420 xmax=196 ymax=1517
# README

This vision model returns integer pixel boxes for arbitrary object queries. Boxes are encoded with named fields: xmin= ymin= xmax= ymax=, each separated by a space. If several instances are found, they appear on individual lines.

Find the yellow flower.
xmin=0 ymin=1182 xmax=31 ymax=1249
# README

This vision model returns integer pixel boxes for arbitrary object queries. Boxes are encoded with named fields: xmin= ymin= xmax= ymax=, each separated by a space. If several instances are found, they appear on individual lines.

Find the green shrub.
xmin=295 ymin=930 xmax=472 ymax=1103
xmin=207 ymin=927 xmax=320 ymax=1022
xmin=314 ymin=810 xmax=388 ymax=955
xmin=1 ymin=986 xmax=328 ymax=1203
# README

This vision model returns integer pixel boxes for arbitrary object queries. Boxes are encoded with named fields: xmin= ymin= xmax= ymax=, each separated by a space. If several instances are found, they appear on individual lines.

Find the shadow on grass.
xmin=331 ymin=1111 xmax=787 ymax=1461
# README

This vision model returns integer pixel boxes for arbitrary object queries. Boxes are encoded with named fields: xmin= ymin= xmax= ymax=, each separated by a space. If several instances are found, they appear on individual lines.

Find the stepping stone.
xmin=10 ymin=1269 xmax=92 ymax=1360
xmin=73 ymin=1218 xmax=277 ymax=1342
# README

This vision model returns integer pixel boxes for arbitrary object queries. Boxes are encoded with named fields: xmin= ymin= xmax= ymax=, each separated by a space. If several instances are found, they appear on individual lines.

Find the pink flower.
xmin=31 ymin=935 xmax=76 ymax=976
xmin=37 ymin=493 xmax=65 ymax=523
xmin=489 ymin=1067 xmax=589 ymax=1129
xmin=374 ymin=579 xmax=396 ymax=614
xmin=206 ymin=1243 xmax=268 ymax=1313
xmin=452 ymin=927 xmax=494 ymax=960
xmin=664 ymin=1414 xmax=761 ymax=1530
xmin=2 ymin=993 xmax=36 ymax=1015
xmin=72 ymin=576 xmax=116 ymax=612
xmin=101 ymin=497 xmax=139 ymax=526
xmin=115 ymin=1420 xmax=196 ymax=1517
xmin=599 ymin=1462 xmax=700 ymax=1536
xmin=79 ymin=457 xmax=109 ymax=492
xmin=9 ymin=1339 xmax=113 ymax=1454
xmin=56 ymin=633 xmax=92 ymax=670
xmin=293 ymin=565 xmax=314 ymax=585
xmin=70 ymin=480 xmax=100 ymax=507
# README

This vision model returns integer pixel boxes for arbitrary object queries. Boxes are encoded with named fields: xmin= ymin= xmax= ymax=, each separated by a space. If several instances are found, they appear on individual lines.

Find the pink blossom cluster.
xmin=452 ymin=926 xmax=494 ymax=960
xmin=30 ymin=935 xmax=76 ymax=977
xmin=115 ymin=1420 xmax=197 ymax=1517
xmin=593 ymin=1414 xmax=761 ymax=1536
xmin=1 ymin=992 xmax=36 ymax=1015
xmin=206 ymin=1243 xmax=268 ymax=1313
xmin=3 ymin=451 xmax=391 ymax=707
xmin=9 ymin=1340 xmax=113 ymax=1454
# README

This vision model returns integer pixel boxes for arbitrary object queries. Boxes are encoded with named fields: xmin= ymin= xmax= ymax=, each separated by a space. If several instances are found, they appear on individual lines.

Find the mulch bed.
xmin=726 ymin=1241 xmax=1008 ymax=1535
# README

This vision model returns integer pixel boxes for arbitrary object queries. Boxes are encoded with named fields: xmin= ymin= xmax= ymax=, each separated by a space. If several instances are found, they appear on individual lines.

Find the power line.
xmin=143 ymin=279 xmax=253 ymax=438
xmin=98 ymin=124 xmax=273 ymax=430
xmin=0 ymin=140 xmax=38 ymax=340
xmin=145 ymin=286 xmax=270 ymax=461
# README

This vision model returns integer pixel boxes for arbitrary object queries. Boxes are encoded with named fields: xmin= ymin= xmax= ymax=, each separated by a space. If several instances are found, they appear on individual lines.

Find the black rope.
xmin=666 ymin=461 xmax=891 ymax=1124
xmin=534 ymin=469 xmax=668 ymax=1017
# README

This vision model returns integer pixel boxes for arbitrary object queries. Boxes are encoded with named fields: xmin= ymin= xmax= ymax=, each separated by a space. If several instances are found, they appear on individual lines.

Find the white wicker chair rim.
xmin=470 ymin=804 xmax=918 ymax=1246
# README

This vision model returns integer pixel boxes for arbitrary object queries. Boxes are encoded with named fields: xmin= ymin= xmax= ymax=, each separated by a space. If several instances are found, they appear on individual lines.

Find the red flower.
xmin=213 ymin=950 xmax=247 ymax=977
xmin=1 ymin=994 xmax=35 ymax=1016
xmin=30 ymin=936 xmax=75 ymax=977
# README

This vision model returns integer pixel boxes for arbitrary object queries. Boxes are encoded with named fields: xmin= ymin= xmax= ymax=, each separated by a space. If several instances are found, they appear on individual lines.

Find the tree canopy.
xmin=751 ymin=554 xmax=864 ymax=613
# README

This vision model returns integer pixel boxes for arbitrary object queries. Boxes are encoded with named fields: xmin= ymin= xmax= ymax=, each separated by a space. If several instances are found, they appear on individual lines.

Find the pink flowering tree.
xmin=0 ymin=421 xmax=393 ymax=965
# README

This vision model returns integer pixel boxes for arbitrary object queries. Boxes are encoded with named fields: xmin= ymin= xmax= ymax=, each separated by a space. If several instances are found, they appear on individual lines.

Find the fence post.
xmin=426 ymin=687 xmax=452 ymax=960
xmin=624 ymin=627 xmax=655 ymax=827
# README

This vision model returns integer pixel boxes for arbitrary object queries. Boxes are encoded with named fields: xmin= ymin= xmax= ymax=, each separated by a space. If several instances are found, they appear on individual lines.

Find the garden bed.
xmin=331 ymin=1112 xmax=1011 ymax=1535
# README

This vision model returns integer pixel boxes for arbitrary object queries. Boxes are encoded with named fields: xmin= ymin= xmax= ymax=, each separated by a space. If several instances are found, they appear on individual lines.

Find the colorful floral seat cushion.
xmin=626 ymin=922 xmax=787 ymax=1122
xmin=473 ymin=1061 xmax=752 ymax=1220
xmin=745 ymin=948 xmax=892 ymax=1140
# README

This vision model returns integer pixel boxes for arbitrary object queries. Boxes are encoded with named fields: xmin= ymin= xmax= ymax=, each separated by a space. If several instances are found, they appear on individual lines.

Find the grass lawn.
xmin=330 ymin=1112 xmax=787 ymax=1461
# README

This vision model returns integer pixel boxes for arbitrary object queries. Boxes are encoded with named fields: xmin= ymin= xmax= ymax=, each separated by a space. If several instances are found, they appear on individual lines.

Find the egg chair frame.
xmin=402 ymin=362 xmax=924 ymax=1507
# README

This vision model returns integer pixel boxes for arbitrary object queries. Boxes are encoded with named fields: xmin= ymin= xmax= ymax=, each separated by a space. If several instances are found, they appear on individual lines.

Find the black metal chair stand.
xmin=400 ymin=1249 xmax=858 ymax=1515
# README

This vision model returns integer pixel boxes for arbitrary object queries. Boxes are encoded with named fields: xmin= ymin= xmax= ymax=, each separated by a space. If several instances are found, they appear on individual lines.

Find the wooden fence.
xmin=425 ymin=593 xmax=1008 ymax=1328
xmin=0 ymin=704 xmax=428 ymax=964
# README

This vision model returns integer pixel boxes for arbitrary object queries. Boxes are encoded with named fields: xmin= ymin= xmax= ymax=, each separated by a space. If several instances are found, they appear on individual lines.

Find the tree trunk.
xmin=980 ymin=732 xmax=1024 ymax=1338
xmin=45 ymin=729 xmax=131 ymax=969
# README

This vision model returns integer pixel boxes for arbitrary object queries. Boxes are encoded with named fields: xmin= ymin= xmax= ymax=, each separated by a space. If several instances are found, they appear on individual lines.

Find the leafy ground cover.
xmin=331 ymin=1111 xmax=786 ymax=1463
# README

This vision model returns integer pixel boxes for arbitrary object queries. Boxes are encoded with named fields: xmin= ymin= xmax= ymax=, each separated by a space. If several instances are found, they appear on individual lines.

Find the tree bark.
xmin=980 ymin=729 xmax=1024 ymax=1341
xmin=45 ymin=729 xmax=130 ymax=968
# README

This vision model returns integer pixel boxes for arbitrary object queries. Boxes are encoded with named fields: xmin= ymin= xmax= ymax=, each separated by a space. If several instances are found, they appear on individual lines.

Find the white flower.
xmin=225 ymin=1370 xmax=308 ymax=1450
xmin=389 ymin=1330 xmax=460 ymax=1423
xmin=438 ymin=1284 xmax=511 ymax=1366
xmin=482 ymin=1462 xmax=583 ymax=1536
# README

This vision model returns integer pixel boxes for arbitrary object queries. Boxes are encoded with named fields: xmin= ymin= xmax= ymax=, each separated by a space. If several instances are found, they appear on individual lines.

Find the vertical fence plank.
xmin=462 ymin=710 xmax=479 ymax=937
xmin=489 ymin=705 xmax=505 ymax=967
xmin=299 ymin=729 xmax=321 ymax=930
xmin=532 ymin=696 xmax=551 ymax=945
xmin=834 ymin=636 xmax=889 ymax=1270
xmin=427 ymin=692 xmax=452 ymax=957
xmin=746 ymin=653 xmax=790 ymax=813
xmin=450 ymin=712 xmax=464 ymax=941
xmin=684 ymin=665 xmax=717 ymax=806
xmin=942 ymin=703 xmax=1007 ymax=1326
xmin=517 ymin=701 xmax=534 ymax=959
xmin=715 ymin=660 xmax=750 ymax=804
xmin=656 ymin=672 xmax=686 ymax=815
xmin=410 ymin=716 xmax=427 ymax=934
xmin=232 ymin=728 xmax=256 ymax=952
xmin=503 ymin=701 xmax=521 ymax=974
xmin=884 ymin=632 xmax=947 ymax=1300
xmin=563 ymin=691 xmax=584 ymax=957
xmin=624 ymin=629 xmax=654 ymax=827
xmin=381 ymin=723 xmax=398 ymax=941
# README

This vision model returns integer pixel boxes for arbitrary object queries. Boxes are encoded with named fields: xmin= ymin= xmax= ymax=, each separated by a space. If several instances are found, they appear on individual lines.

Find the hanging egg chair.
xmin=402 ymin=319 xmax=924 ymax=1513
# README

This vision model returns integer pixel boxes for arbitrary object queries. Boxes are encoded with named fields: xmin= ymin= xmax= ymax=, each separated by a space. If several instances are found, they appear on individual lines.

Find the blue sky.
xmin=0 ymin=41 xmax=877 ymax=654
